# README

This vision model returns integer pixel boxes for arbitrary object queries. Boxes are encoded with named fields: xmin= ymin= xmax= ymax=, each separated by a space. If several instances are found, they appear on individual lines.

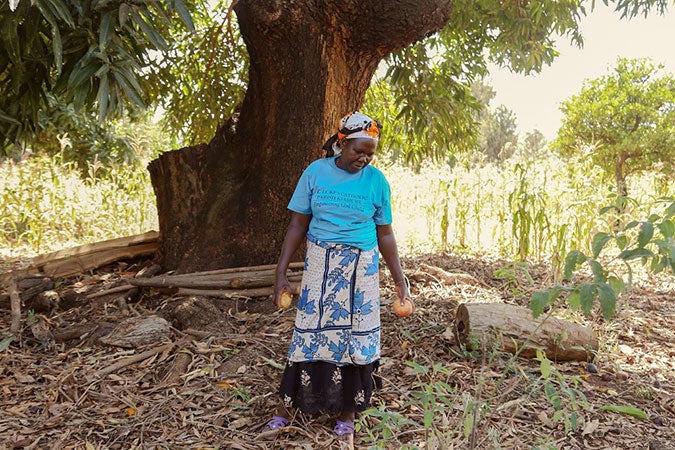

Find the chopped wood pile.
xmin=126 ymin=261 xmax=305 ymax=298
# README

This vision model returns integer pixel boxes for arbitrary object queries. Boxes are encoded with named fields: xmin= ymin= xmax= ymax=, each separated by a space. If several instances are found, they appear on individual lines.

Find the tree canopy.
xmin=2 ymin=0 xmax=671 ymax=163
xmin=555 ymin=57 xmax=675 ymax=198
xmin=0 ymin=0 xmax=193 ymax=152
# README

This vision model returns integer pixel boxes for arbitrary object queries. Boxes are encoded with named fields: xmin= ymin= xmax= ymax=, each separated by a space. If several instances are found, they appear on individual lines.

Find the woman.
xmin=266 ymin=111 xmax=413 ymax=443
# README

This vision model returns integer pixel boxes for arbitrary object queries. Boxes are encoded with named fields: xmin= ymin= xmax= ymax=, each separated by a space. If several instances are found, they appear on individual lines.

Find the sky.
xmin=486 ymin=2 xmax=675 ymax=141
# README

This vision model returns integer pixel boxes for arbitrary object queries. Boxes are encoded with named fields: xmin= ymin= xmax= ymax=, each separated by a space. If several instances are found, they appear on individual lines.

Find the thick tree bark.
xmin=149 ymin=0 xmax=454 ymax=272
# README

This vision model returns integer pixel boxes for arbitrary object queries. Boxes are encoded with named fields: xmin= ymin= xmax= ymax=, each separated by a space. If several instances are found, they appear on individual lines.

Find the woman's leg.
xmin=337 ymin=411 xmax=355 ymax=423
xmin=276 ymin=403 xmax=294 ymax=420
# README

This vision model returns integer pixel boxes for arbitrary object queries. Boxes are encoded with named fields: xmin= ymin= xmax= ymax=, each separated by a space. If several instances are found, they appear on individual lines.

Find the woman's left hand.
xmin=395 ymin=281 xmax=415 ymax=313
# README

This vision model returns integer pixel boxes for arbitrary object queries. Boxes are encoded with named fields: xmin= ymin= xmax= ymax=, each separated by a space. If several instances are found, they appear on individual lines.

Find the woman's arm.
xmin=274 ymin=212 xmax=311 ymax=307
xmin=377 ymin=224 xmax=413 ymax=310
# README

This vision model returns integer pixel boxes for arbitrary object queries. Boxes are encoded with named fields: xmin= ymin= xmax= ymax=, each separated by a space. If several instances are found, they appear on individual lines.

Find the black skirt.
xmin=278 ymin=360 xmax=381 ymax=415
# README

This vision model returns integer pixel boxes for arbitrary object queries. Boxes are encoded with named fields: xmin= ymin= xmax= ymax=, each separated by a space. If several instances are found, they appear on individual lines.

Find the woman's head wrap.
xmin=322 ymin=111 xmax=382 ymax=157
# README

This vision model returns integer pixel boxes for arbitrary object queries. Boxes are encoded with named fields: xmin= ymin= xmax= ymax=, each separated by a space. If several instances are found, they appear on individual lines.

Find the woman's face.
xmin=338 ymin=138 xmax=377 ymax=173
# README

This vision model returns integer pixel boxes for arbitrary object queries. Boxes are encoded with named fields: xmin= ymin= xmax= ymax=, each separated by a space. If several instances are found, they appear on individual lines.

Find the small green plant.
xmin=493 ymin=261 xmax=534 ymax=298
xmin=357 ymin=406 xmax=417 ymax=447
xmin=534 ymin=349 xmax=589 ymax=433
xmin=530 ymin=197 xmax=675 ymax=320
xmin=358 ymin=361 xmax=457 ymax=448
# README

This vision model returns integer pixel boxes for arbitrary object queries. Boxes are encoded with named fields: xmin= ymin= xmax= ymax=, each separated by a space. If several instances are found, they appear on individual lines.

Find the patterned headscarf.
xmin=322 ymin=111 xmax=382 ymax=157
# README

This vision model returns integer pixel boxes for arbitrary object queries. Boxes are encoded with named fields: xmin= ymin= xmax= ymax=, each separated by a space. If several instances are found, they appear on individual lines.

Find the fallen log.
xmin=30 ymin=231 xmax=158 ymax=267
xmin=177 ymin=283 xmax=301 ymax=298
xmin=163 ymin=261 xmax=305 ymax=277
xmin=129 ymin=272 xmax=303 ymax=289
xmin=14 ymin=231 xmax=160 ymax=279
xmin=454 ymin=302 xmax=598 ymax=361
xmin=37 ymin=242 xmax=158 ymax=279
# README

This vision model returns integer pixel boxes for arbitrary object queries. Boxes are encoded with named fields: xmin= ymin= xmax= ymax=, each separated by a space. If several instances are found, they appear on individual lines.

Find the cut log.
xmin=99 ymin=315 xmax=171 ymax=348
xmin=36 ymin=242 xmax=158 ymax=279
xmin=1 ymin=231 xmax=160 ymax=280
xmin=31 ymin=231 xmax=158 ymax=266
xmin=454 ymin=303 xmax=598 ymax=361
xmin=177 ymin=283 xmax=301 ymax=298
xmin=129 ymin=272 xmax=303 ymax=289
xmin=158 ymin=261 xmax=305 ymax=280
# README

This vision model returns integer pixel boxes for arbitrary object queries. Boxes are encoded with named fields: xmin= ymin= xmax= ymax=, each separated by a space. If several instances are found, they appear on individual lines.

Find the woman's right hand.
xmin=273 ymin=273 xmax=293 ymax=308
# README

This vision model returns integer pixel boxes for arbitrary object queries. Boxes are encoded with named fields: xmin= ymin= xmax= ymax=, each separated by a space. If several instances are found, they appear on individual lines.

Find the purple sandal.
xmin=333 ymin=420 xmax=355 ymax=437
xmin=266 ymin=415 xmax=290 ymax=431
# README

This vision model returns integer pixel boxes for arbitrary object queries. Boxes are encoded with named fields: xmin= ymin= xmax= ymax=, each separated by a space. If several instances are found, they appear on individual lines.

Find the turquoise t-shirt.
xmin=288 ymin=155 xmax=392 ymax=250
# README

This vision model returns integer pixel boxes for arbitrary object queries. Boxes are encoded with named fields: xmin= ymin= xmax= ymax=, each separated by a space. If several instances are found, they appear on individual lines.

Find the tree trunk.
xmin=454 ymin=303 xmax=598 ymax=361
xmin=615 ymin=151 xmax=629 ymax=201
xmin=148 ymin=0 xmax=454 ymax=272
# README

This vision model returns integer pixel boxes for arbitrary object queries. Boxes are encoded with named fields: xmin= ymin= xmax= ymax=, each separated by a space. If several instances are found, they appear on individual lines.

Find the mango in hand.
xmin=393 ymin=297 xmax=414 ymax=318
xmin=278 ymin=289 xmax=292 ymax=309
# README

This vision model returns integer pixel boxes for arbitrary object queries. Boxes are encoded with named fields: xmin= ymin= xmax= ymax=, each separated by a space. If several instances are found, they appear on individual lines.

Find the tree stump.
xmin=454 ymin=303 xmax=598 ymax=361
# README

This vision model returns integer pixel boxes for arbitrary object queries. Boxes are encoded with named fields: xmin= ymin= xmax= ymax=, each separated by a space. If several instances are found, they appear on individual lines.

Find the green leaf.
xmin=172 ymin=0 xmax=195 ymax=30
xmin=112 ymin=68 xmax=145 ymax=108
xmin=597 ymin=283 xmax=617 ymax=319
xmin=599 ymin=405 xmax=648 ymax=419
xmin=607 ymin=276 xmax=625 ymax=295
xmin=96 ymin=72 xmax=110 ymax=121
xmin=0 ymin=108 xmax=21 ymax=125
xmin=592 ymin=232 xmax=611 ymax=259
xmin=1 ymin=15 xmax=21 ymax=63
xmin=0 ymin=335 xmax=15 ymax=352
xmin=131 ymin=10 xmax=168 ymax=51
xmin=658 ymin=219 xmax=674 ymax=238
xmin=665 ymin=202 xmax=675 ymax=220
xmin=424 ymin=409 xmax=434 ymax=427
xmin=618 ymin=248 xmax=655 ymax=261
xmin=579 ymin=283 xmax=595 ymax=316
xmin=536 ymin=349 xmax=552 ymax=378
xmin=563 ymin=250 xmax=584 ymax=281
xmin=616 ymin=234 xmax=628 ymax=250
xmin=529 ymin=289 xmax=550 ymax=319
xmin=119 ymin=3 xmax=132 ymax=27
xmin=638 ymin=222 xmax=654 ymax=248
xmin=99 ymin=12 xmax=115 ymax=50
xmin=404 ymin=361 xmax=429 ymax=375
xmin=44 ymin=0 xmax=75 ymax=26
xmin=51 ymin=24 xmax=63 ymax=74
xmin=589 ymin=260 xmax=605 ymax=282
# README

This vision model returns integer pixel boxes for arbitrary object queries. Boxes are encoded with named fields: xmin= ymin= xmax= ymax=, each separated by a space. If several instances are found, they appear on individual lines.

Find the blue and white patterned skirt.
xmin=279 ymin=234 xmax=381 ymax=414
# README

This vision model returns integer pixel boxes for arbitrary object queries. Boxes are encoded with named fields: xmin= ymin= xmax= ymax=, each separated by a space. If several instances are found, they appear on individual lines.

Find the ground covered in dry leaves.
xmin=1 ymin=253 xmax=673 ymax=450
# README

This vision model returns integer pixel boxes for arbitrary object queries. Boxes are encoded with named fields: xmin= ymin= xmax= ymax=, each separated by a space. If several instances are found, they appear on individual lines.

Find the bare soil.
xmin=1 ymin=253 xmax=673 ymax=449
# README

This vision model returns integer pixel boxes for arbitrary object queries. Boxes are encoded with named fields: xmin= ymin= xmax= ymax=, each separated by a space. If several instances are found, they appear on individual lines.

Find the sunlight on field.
xmin=0 ymin=156 xmax=157 ymax=259
xmin=0 ymin=153 xmax=672 ymax=263
xmin=382 ymin=156 xmax=673 ymax=261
